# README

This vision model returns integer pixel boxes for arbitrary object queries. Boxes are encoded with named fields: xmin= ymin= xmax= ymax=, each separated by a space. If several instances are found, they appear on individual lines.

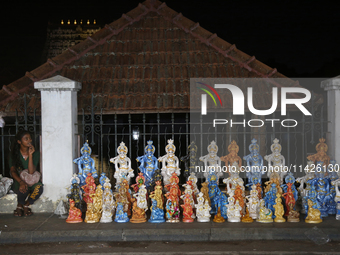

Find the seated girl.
xmin=9 ymin=130 xmax=43 ymax=216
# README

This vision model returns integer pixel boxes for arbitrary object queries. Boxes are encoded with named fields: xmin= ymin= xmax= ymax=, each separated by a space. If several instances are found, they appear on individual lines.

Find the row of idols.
xmin=64 ymin=137 xmax=340 ymax=223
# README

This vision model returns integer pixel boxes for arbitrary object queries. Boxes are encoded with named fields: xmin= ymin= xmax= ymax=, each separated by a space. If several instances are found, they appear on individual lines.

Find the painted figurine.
xmin=114 ymin=185 xmax=130 ymax=217
xmin=263 ymin=183 xmax=277 ymax=218
xmin=90 ymin=184 xmax=103 ymax=221
xmin=273 ymin=194 xmax=285 ymax=223
xmin=158 ymin=139 xmax=181 ymax=186
xmin=296 ymin=160 xmax=316 ymax=214
xmin=181 ymin=194 xmax=194 ymax=222
xmin=114 ymin=202 xmax=129 ymax=223
xmin=327 ymin=160 xmax=338 ymax=214
xmin=305 ymin=199 xmax=322 ymax=223
xmin=133 ymin=184 xmax=148 ymax=214
xmin=199 ymin=141 xmax=223 ymax=183
xmin=82 ymin=173 xmax=96 ymax=204
xmin=243 ymin=138 xmax=264 ymax=185
xmin=84 ymin=203 xmax=100 ymax=223
xmin=66 ymin=199 xmax=83 ymax=223
xmin=241 ymin=207 xmax=254 ymax=223
xmin=287 ymin=203 xmax=300 ymax=222
xmin=307 ymin=138 xmax=330 ymax=167
xmin=181 ymin=181 xmax=195 ymax=217
xmin=331 ymin=177 xmax=340 ymax=220
xmin=220 ymin=140 xmax=243 ymax=170
xmin=227 ymin=197 xmax=242 ymax=222
xmin=165 ymin=199 xmax=180 ymax=223
xmin=282 ymin=173 xmax=298 ymax=216
xmin=208 ymin=173 xmax=221 ymax=214
xmin=150 ymin=184 xmax=164 ymax=211
xmin=67 ymin=174 xmax=82 ymax=210
xmin=223 ymin=162 xmax=244 ymax=197
xmin=73 ymin=141 xmax=98 ymax=187
xmin=213 ymin=207 xmax=225 ymax=223
xmin=246 ymin=185 xmax=260 ymax=219
xmin=131 ymin=173 xmax=146 ymax=194
xmin=233 ymin=185 xmax=245 ymax=216
xmin=130 ymin=198 xmax=147 ymax=223
xmin=136 ymin=140 xmax=158 ymax=189
xmin=310 ymin=169 xmax=331 ymax=217
xmin=201 ymin=182 xmax=211 ymax=206
xmin=149 ymin=198 xmax=165 ymax=223
xmin=195 ymin=192 xmax=211 ymax=222
xmin=110 ymin=141 xmax=135 ymax=186
xmin=188 ymin=172 xmax=200 ymax=197
xmin=99 ymin=172 xmax=109 ymax=191
xmin=264 ymin=138 xmax=287 ymax=184
xmin=180 ymin=141 xmax=198 ymax=179
xmin=257 ymin=199 xmax=273 ymax=223
xmin=100 ymin=179 xmax=115 ymax=223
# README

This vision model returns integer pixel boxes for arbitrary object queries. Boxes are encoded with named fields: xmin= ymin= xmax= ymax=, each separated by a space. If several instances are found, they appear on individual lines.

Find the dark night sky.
xmin=1 ymin=0 xmax=339 ymax=92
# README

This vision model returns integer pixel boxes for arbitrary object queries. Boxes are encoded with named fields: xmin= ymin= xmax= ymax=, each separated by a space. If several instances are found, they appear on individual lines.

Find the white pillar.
xmin=34 ymin=75 xmax=81 ymax=211
xmin=321 ymin=77 xmax=340 ymax=162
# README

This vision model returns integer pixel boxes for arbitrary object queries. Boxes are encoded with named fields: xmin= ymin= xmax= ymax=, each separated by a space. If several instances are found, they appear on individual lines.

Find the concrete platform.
xmin=0 ymin=213 xmax=338 ymax=244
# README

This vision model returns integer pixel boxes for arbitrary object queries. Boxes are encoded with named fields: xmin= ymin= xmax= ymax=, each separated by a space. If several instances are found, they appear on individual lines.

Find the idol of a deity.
xmin=99 ymin=172 xmax=108 ymax=191
xmin=201 ymin=182 xmax=211 ymax=206
xmin=158 ymin=139 xmax=181 ymax=186
xmin=207 ymin=173 xmax=221 ymax=214
xmin=133 ymin=184 xmax=148 ymax=213
xmin=287 ymin=203 xmax=300 ymax=222
xmin=227 ymin=197 xmax=242 ymax=222
xmin=84 ymin=203 xmax=100 ymax=223
xmin=181 ymin=181 xmax=195 ymax=216
xmin=220 ymin=140 xmax=243 ymax=171
xmin=82 ymin=173 xmax=96 ymax=204
xmin=67 ymin=174 xmax=82 ymax=210
xmin=223 ymin=162 xmax=244 ymax=197
xmin=114 ymin=202 xmax=129 ymax=223
xmin=327 ymin=160 xmax=338 ymax=215
xmin=90 ymin=185 xmax=103 ymax=220
xmin=150 ymin=184 xmax=164 ymax=210
xmin=181 ymin=141 xmax=198 ymax=179
xmin=149 ymin=198 xmax=165 ymax=223
xmin=263 ymin=183 xmax=278 ymax=218
xmin=264 ymin=138 xmax=287 ymax=184
xmin=114 ymin=185 xmax=130 ymax=216
xmin=195 ymin=192 xmax=210 ymax=222
xmin=66 ymin=199 xmax=83 ymax=223
xmin=246 ymin=185 xmax=260 ymax=219
xmin=273 ymin=193 xmax=285 ymax=222
xmin=136 ymin=140 xmax=158 ymax=189
xmin=131 ymin=173 xmax=146 ymax=194
xmin=165 ymin=199 xmax=180 ymax=223
xmin=243 ymin=138 xmax=264 ymax=184
xmin=257 ymin=199 xmax=273 ymax=223
xmin=282 ymin=173 xmax=298 ymax=216
xmin=233 ymin=185 xmax=245 ymax=216
xmin=241 ymin=207 xmax=254 ymax=223
xmin=110 ymin=141 xmax=135 ymax=186
xmin=188 ymin=172 xmax=200 ymax=197
xmin=181 ymin=194 xmax=194 ymax=222
xmin=305 ymin=199 xmax=322 ymax=223
xmin=73 ymin=141 xmax=98 ymax=187
xmin=307 ymin=138 xmax=330 ymax=167
xmin=199 ymin=141 xmax=223 ymax=183
xmin=100 ymin=179 xmax=115 ymax=223
xmin=213 ymin=207 xmax=225 ymax=223
xmin=296 ymin=161 xmax=316 ymax=214
xmin=130 ymin=198 xmax=147 ymax=223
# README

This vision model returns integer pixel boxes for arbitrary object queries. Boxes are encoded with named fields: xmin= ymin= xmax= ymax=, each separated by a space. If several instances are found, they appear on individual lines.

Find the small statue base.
xmin=274 ymin=217 xmax=286 ymax=223
xmin=167 ymin=219 xmax=180 ymax=223
xmin=197 ymin=217 xmax=210 ymax=223
xmin=85 ymin=219 xmax=98 ymax=223
xmin=249 ymin=213 xmax=257 ymax=220
xmin=115 ymin=218 xmax=130 ymax=223
xmin=305 ymin=218 xmax=322 ymax=224
xmin=228 ymin=217 xmax=241 ymax=223
xmin=130 ymin=217 xmax=147 ymax=223
xmin=149 ymin=219 xmax=166 ymax=223
xmin=183 ymin=218 xmax=194 ymax=223
xmin=66 ymin=218 xmax=83 ymax=223
xmin=257 ymin=218 xmax=273 ymax=223
xmin=213 ymin=208 xmax=225 ymax=223
xmin=100 ymin=218 xmax=113 ymax=223
xmin=287 ymin=217 xmax=300 ymax=222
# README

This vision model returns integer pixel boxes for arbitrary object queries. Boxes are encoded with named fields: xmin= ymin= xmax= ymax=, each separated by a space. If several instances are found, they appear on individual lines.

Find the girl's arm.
xmin=10 ymin=166 xmax=27 ymax=193
xmin=28 ymin=145 xmax=36 ymax=174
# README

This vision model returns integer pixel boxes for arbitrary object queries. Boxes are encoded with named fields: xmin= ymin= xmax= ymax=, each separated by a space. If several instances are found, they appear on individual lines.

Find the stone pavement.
xmin=0 ymin=213 xmax=339 ymax=244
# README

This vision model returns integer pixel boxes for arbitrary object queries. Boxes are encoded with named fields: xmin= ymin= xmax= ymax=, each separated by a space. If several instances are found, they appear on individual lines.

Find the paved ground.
xmin=1 ymin=240 xmax=340 ymax=254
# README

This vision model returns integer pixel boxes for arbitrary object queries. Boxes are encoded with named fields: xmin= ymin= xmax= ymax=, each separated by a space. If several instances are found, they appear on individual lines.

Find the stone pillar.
xmin=321 ymin=77 xmax=340 ymax=162
xmin=34 ymin=75 xmax=81 ymax=211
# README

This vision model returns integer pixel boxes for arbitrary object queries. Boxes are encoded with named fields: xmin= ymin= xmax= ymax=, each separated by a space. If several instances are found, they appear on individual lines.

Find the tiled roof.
xmin=0 ymin=0 xmax=322 ymax=115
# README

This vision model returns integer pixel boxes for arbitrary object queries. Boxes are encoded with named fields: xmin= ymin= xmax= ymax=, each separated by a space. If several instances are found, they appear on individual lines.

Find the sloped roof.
xmin=0 ymin=0 xmax=321 ymax=115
